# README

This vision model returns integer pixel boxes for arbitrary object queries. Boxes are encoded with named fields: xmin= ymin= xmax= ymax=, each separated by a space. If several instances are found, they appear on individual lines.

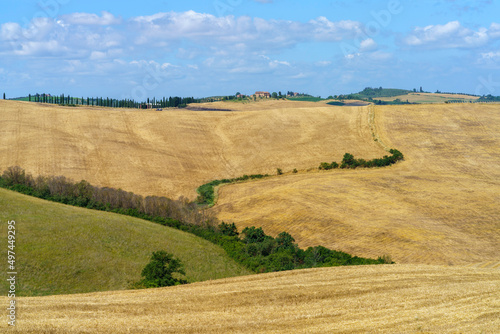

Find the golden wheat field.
xmin=0 ymin=99 xmax=385 ymax=200
xmin=212 ymin=103 xmax=500 ymax=266
xmin=2 ymin=265 xmax=498 ymax=333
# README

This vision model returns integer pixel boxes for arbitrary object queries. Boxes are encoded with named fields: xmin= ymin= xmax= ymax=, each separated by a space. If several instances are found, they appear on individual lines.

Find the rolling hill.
xmin=0 ymin=99 xmax=386 ymax=200
xmin=211 ymin=103 xmax=500 ymax=266
xmin=0 ymin=188 xmax=251 ymax=296
xmin=0 ymin=98 xmax=499 ymax=333
xmin=2 ymin=264 xmax=498 ymax=333
xmin=1 ymin=99 xmax=498 ymax=267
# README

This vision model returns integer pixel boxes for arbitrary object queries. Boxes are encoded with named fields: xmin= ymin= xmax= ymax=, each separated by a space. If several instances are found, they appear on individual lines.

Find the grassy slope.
xmin=212 ymin=104 xmax=500 ymax=266
xmin=4 ymin=265 xmax=499 ymax=333
xmin=0 ymin=188 xmax=251 ymax=296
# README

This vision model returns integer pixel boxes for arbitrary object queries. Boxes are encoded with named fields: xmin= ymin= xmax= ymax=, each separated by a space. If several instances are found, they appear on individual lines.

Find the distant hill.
xmin=336 ymin=88 xmax=482 ymax=104
xmin=354 ymin=87 xmax=412 ymax=99
xmin=0 ymin=188 xmax=251 ymax=296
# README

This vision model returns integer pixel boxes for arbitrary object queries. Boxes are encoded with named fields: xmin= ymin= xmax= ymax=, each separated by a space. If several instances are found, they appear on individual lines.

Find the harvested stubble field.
xmin=2 ymin=265 xmax=499 ymax=333
xmin=212 ymin=103 xmax=500 ymax=266
xmin=0 ymin=99 xmax=384 ymax=201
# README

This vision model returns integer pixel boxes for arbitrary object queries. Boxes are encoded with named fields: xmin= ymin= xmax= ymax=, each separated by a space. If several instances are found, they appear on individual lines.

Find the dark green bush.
xmin=134 ymin=251 xmax=187 ymax=288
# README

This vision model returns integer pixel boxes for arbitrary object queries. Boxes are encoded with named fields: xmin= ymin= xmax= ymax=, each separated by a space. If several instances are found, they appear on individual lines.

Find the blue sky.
xmin=1 ymin=0 xmax=499 ymax=100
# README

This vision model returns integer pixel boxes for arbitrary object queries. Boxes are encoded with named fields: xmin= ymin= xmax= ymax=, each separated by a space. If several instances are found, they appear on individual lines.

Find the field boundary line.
xmin=368 ymin=105 xmax=391 ymax=152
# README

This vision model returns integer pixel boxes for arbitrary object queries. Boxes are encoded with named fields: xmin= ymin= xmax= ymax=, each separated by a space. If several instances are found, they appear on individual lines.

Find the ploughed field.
xmin=2 ymin=265 xmax=498 ymax=333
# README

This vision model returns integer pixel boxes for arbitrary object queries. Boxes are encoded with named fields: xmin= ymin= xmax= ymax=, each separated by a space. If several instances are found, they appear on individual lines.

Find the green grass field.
xmin=0 ymin=188 xmax=251 ymax=296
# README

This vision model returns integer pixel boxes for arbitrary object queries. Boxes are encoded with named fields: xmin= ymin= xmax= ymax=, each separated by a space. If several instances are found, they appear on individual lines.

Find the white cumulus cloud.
xmin=402 ymin=21 xmax=494 ymax=49
xmin=359 ymin=38 xmax=378 ymax=52
xmin=61 ymin=11 xmax=121 ymax=25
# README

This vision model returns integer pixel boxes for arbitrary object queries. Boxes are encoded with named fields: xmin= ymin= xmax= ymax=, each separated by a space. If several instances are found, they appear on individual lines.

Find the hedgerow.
xmin=319 ymin=149 xmax=404 ymax=170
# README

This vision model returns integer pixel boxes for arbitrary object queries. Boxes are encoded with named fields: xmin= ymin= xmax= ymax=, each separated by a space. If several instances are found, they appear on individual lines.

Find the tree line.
xmin=0 ymin=166 xmax=392 ymax=274
xmin=25 ymin=93 xmax=211 ymax=109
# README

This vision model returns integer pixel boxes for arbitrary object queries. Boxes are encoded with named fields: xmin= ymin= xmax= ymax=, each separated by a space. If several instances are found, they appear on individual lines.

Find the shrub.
xmin=242 ymin=226 xmax=267 ymax=244
xmin=219 ymin=222 xmax=239 ymax=237
xmin=1 ymin=166 xmax=26 ymax=186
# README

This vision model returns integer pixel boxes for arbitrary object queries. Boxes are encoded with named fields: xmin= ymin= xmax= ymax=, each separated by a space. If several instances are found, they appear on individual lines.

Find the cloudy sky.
xmin=1 ymin=0 xmax=499 ymax=100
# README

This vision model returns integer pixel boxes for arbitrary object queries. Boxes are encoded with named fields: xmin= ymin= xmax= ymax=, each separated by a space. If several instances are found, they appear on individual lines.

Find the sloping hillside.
xmin=0 ymin=188 xmax=251 ymax=296
xmin=212 ymin=104 xmax=500 ymax=265
xmin=3 ymin=264 xmax=498 ymax=333
xmin=0 ymin=99 xmax=385 ymax=200
xmin=377 ymin=92 xmax=480 ymax=103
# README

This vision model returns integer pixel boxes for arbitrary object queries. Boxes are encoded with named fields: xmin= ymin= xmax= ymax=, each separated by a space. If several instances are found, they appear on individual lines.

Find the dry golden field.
xmin=378 ymin=92 xmax=480 ymax=103
xmin=0 ymin=99 xmax=384 ymax=200
xmin=212 ymin=103 xmax=500 ymax=265
xmin=2 ymin=265 xmax=498 ymax=333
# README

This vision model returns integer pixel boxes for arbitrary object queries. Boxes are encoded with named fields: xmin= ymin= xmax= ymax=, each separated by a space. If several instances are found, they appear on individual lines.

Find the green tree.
xmin=342 ymin=153 xmax=355 ymax=167
xmin=219 ymin=222 xmax=239 ymax=237
xmin=3 ymin=93 xmax=5 ymax=99
xmin=137 ymin=251 xmax=187 ymax=288
xmin=242 ymin=226 xmax=267 ymax=244
xmin=275 ymin=232 xmax=296 ymax=252
xmin=272 ymin=92 xmax=278 ymax=99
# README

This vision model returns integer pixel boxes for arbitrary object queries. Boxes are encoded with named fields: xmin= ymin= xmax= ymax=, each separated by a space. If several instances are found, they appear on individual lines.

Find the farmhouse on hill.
xmin=255 ymin=91 xmax=271 ymax=98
